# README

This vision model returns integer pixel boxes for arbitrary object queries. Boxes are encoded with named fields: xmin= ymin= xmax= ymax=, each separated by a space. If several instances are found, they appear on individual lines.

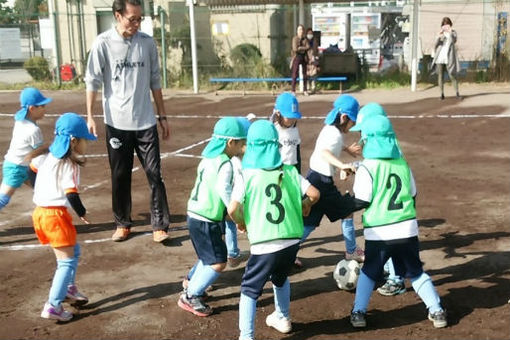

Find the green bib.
xmin=187 ymin=153 xmax=231 ymax=222
xmin=243 ymin=165 xmax=304 ymax=244
xmin=362 ymin=158 xmax=416 ymax=227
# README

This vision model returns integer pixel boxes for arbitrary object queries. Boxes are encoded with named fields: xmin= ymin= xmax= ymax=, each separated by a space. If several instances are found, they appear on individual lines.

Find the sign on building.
xmin=0 ymin=28 xmax=22 ymax=60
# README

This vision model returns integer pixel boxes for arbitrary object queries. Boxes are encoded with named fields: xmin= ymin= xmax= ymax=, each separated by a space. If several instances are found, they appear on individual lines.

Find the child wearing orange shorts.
xmin=32 ymin=113 xmax=97 ymax=322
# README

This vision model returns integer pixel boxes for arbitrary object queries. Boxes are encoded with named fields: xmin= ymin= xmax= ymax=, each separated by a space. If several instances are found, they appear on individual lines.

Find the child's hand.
xmin=345 ymin=142 xmax=362 ymax=157
xmin=302 ymin=199 xmax=312 ymax=217
xmin=237 ymin=223 xmax=246 ymax=233
xmin=80 ymin=215 xmax=91 ymax=224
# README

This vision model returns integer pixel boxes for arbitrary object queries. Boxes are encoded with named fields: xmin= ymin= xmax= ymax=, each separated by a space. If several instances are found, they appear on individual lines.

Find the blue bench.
xmin=210 ymin=76 xmax=347 ymax=95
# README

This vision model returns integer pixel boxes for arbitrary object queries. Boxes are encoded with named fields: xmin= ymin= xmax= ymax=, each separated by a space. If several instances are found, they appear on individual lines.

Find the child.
xmin=353 ymin=102 xmax=406 ymax=296
xmin=228 ymin=120 xmax=319 ymax=340
xmin=179 ymin=117 xmax=247 ymax=317
xmin=225 ymin=115 xmax=255 ymax=268
xmin=0 ymin=87 xmax=52 ymax=211
xmin=32 ymin=112 xmax=97 ymax=322
xmin=348 ymin=113 xmax=447 ymax=328
xmin=270 ymin=92 xmax=302 ymax=173
xmin=299 ymin=94 xmax=364 ymax=266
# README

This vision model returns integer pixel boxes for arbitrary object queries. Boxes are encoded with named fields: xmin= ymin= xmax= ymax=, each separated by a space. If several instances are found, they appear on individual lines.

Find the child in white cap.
xmin=348 ymin=114 xmax=447 ymax=329
xmin=0 ymin=87 xmax=52 ymax=211
xmin=32 ymin=112 xmax=97 ymax=322
xmin=179 ymin=117 xmax=247 ymax=317
xmin=228 ymin=119 xmax=319 ymax=339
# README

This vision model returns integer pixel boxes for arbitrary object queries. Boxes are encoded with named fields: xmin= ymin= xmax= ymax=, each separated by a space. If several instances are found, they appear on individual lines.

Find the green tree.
xmin=13 ymin=0 xmax=47 ymax=22
xmin=0 ymin=0 xmax=16 ymax=24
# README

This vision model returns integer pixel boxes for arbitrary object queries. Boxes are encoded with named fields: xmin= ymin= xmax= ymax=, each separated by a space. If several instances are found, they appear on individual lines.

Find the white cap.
xmin=246 ymin=113 xmax=256 ymax=121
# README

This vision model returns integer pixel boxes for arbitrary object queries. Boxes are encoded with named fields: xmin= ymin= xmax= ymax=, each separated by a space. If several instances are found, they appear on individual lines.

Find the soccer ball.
xmin=333 ymin=259 xmax=361 ymax=291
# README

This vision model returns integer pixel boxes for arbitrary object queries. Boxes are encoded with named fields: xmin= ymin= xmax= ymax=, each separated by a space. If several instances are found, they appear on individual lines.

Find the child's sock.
xmin=69 ymin=244 xmax=81 ymax=285
xmin=187 ymin=263 xmax=220 ymax=297
xmin=48 ymin=258 xmax=75 ymax=306
xmin=239 ymin=293 xmax=257 ymax=340
xmin=353 ymin=271 xmax=375 ymax=313
xmin=0 ymin=193 xmax=11 ymax=210
xmin=273 ymin=278 xmax=290 ymax=318
xmin=411 ymin=272 xmax=443 ymax=313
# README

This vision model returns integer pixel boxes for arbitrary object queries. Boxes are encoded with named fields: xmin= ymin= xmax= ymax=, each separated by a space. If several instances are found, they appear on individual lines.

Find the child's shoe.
xmin=177 ymin=293 xmax=213 ymax=317
xmin=345 ymin=246 xmax=365 ymax=262
xmin=227 ymin=251 xmax=249 ymax=268
xmin=41 ymin=302 xmax=73 ymax=322
xmin=350 ymin=310 xmax=367 ymax=328
xmin=66 ymin=284 xmax=89 ymax=306
xmin=265 ymin=311 xmax=292 ymax=333
xmin=428 ymin=309 xmax=447 ymax=328
xmin=377 ymin=279 xmax=406 ymax=296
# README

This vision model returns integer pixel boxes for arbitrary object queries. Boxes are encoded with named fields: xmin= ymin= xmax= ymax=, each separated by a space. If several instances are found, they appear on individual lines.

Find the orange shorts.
xmin=32 ymin=206 xmax=76 ymax=248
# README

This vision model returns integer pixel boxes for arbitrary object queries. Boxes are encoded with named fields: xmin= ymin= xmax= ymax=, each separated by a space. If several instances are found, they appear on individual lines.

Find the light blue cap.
xmin=202 ymin=117 xmax=247 ymax=158
xmin=242 ymin=120 xmax=282 ymax=170
xmin=274 ymin=92 xmax=302 ymax=119
xmin=15 ymin=87 xmax=52 ymax=121
xmin=359 ymin=115 xmax=400 ymax=159
xmin=49 ymin=113 xmax=97 ymax=159
xmin=350 ymin=102 xmax=388 ymax=132
xmin=324 ymin=94 xmax=359 ymax=125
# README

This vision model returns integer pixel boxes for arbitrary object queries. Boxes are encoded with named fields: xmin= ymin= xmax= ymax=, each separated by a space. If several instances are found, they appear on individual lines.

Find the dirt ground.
xmin=0 ymin=82 xmax=509 ymax=340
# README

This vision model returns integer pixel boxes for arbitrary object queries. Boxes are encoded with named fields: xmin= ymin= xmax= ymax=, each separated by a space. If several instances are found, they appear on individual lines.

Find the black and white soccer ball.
xmin=333 ymin=259 xmax=361 ymax=291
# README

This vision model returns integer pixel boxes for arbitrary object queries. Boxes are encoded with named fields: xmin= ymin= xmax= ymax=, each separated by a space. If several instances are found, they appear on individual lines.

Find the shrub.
xmin=23 ymin=56 xmax=51 ymax=81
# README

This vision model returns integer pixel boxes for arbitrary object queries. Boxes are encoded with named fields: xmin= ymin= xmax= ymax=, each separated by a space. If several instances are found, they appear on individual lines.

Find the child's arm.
xmin=23 ymin=144 xmax=49 ymax=163
xmin=343 ymin=142 xmax=362 ymax=158
xmin=302 ymin=183 xmax=320 ymax=217
xmin=321 ymin=149 xmax=356 ymax=174
xmin=227 ymin=200 xmax=246 ymax=232
xmin=66 ymin=191 xmax=90 ymax=224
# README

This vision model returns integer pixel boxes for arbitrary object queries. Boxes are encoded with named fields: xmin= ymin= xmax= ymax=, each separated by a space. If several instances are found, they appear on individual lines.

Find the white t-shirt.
xmin=231 ymin=170 xmax=311 ymax=255
xmin=309 ymin=125 xmax=344 ymax=177
xmin=33 ymin=154 xmax=80 ymax=207
xmin=274 ymin=122 xmax=301 ymax=166
xmin=353 ymin=159 xmax=418 ymax=241
xmin=4 ymin=120 xmax=44 ymax=166
xmin=436 ymin=32 xmax=452 ymax=65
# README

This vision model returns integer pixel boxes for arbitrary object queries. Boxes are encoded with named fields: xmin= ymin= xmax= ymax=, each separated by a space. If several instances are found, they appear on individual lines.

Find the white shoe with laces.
xmin=265 ymin=311 xmax=292 ymax=333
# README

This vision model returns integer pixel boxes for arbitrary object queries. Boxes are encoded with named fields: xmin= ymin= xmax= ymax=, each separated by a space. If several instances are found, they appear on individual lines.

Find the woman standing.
xmin=290 ymin=24 xmax=310 ymax=96
xmin=306 ymin=28 xmax=320 ymax=94
xmin=432 ymin=17 xmax=461 ymax=100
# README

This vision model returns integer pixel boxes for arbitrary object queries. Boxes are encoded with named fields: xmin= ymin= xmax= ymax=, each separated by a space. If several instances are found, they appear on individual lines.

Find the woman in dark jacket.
xmin=290 ymin=24 xmax=310 ymax=96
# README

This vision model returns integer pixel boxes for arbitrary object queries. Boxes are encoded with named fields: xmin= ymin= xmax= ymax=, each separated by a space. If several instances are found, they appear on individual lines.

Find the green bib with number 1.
xmin=243 ymin=165 xmax=304 ymax=244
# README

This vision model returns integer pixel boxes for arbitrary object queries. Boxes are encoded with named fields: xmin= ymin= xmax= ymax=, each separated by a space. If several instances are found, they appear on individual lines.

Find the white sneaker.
xmin=41 ymin=302 xmax=73 ymax=322
xmin=265 ymin=311 xmax=292 ymax=333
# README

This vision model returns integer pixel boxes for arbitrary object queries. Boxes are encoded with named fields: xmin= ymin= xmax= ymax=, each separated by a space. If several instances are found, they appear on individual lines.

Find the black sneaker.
xmin=177 ymin=294 xmax=213 ymax=317
xmin=428 ymin=309 xmax=447 ymax=328
xmin=350 ymin=310 xmax=367 ymax=328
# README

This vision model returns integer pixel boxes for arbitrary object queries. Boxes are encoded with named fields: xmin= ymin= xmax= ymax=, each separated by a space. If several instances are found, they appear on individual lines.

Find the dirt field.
xmin=0 ymin=82 xmax=509 ymax=340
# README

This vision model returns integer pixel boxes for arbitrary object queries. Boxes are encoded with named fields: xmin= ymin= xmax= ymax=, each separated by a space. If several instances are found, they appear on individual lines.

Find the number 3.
xmin=265 ymin=184 xmax=285 ymax=224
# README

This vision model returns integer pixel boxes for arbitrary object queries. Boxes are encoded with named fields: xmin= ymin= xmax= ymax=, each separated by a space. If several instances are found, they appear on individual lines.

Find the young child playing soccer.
xmin=298 ymin=94 xmax=364 ymax=266
xmin=179 ymin=117 xmax=247 ymax=317
xmin=353 ymin=102 xmax=406 ymax=296
xmin=270 ymin=92 xmax=302 ymax=173
xmin=32 ymin=113 xmax=97 ymax=322
xmin=228 ymin=119 xmax=320 ymax=340
xmin=348 ymin=113 xmax=447 ymax=329
xmin=0 ymin=87 xmax=52 ymax=212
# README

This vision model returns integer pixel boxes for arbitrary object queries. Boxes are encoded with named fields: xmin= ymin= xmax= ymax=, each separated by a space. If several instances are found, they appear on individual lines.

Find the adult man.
xmin=85 ymin=0 xmax=171 ymax=243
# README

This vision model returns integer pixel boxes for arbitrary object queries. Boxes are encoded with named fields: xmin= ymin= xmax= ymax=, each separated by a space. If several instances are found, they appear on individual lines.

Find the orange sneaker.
xmin=153 ymin=230 xmax=169 ymax=243
xmin=112 ymin=227 xmax=130 ymax=242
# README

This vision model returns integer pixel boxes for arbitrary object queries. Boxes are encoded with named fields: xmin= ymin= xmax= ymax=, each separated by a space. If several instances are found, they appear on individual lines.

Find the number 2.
xmin=386 ymin=173 xmax=403 ymax=210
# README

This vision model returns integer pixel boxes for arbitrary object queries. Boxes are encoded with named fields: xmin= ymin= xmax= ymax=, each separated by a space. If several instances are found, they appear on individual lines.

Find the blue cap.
xmin=324 ymin=94 xmax=359 ymax=125
xmin=15 ymin=87 xmax=53 ymax=121
xmin=274 ymin=92 xmax=302 ymax=119
xmin=236 ymin=117 xmax=252 ymax=135
xmin=49 ymin=113 xmax=97 ymax=159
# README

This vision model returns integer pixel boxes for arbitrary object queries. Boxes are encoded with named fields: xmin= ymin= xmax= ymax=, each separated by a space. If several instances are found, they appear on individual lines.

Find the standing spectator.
xmin=305 ymin=28 xmax=320 ymax=94
xmin=432 ymin=17 xmax=461 ymax=100
xmin=290 ymin=24 xmax=310 ymax=96
xmin=85 ymin=0 xmax=171 ymax=243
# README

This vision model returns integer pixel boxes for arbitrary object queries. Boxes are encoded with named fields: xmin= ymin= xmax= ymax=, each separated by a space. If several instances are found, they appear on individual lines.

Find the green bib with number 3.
xmin=243 ymin=165 xmax=304 ymax=244
xmin=362 ymin=158 xmax=416 ymax=228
